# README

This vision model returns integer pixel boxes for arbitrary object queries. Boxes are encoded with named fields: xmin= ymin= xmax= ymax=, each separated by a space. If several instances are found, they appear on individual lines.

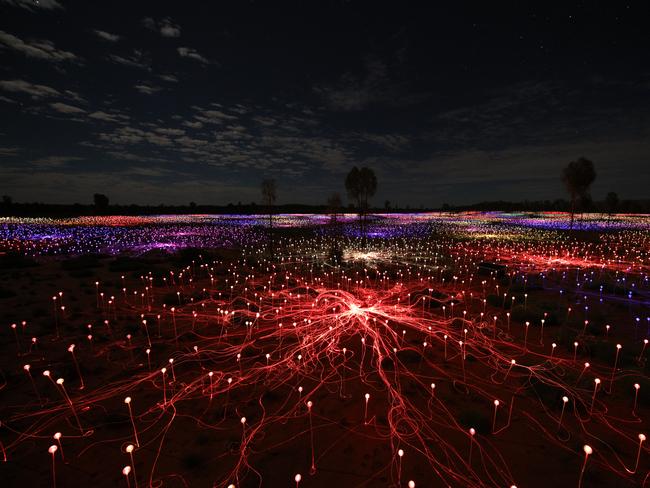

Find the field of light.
xmin=0 ymin=212 xmax=647 ymax=487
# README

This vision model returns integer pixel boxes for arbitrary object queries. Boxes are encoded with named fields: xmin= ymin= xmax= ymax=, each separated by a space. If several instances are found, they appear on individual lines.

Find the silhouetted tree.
xmin=384 ymin=200 xmax=390 ymax=211
xmin=261 ymin=179 xmax=277 ymax=229
xmin=189 ymin=201 xmax=197 ymax=210
xmin=93 ymin=193 xmax=109 ymax=214
xmin=345 ymin=166 xmax=377 ymax=243
xmin=327 ymin=192 xmax=342 ymax=224
xmin=561 ymin=158 xmax=596 ymax=229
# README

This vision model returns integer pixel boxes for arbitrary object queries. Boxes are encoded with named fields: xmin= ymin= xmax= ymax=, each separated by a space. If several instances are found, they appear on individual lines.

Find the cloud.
xmin=0 ymin=146 xmax=19 ymax=156
xmin=183 ymin=120 xmax=203 ymax=129
xmin=356 ymin=135 xmax=650 ymax=206
xmin=97 ymin=125 xmax=177 ymax=147
xmin=32 ymin=155 xmax=84 ymax=167
xmin=98 ymin=126 xmax=147 ymax=145
xmin=192 ymin=107 xmax=237 ymax=124
xmin=252 ymin=115 xmax=278 ymax=127
xmin=1 ymin=0 xmax=62 ymax=10
xmin=50 ymin=102 xmax=86 ymax=114
xmin=0 ymin=79 xmax=60 ymax=97
xmin=88 ymin=111 xmax=128 ymax=123
xmin=143 ymin=17 xmax=181 ymax=37
xmin=134 ymin=83 xmax=162 ymax=95
xmin=108 ymin=50 xmax=150 ymax=70
xmin=177 ymin=47 xmax=211 ymax=65
xmin=421 ymin=79 xmax=647 ymax=154
xmin=314 ymin=55 xmax=428 ymax=111
xmin=93 ymin=30 xmax=121 ymax=42
xmin=159 ymin=18 xmax=181 ymax=37
xmin=142 ymin=17 xmax=156 ymax=30
xmin=64 ymin=89 xmax=86 ymax=104
xmin=356 ymin=132 xmax=411 ymax=152
xmin=154 ymin=127 xmax=185 ymax=136
xmin=0 ymin=95 xmax=17 ymax=104
xmin=159 ymin=74 xmax=178 ymax=83
xmin=84 ymin=102 xmax=343 ymax=181
xmin=315 ymin=58 xmax=387 ymax=110
xmin=0 ymin=30 xmax=78 ymax=62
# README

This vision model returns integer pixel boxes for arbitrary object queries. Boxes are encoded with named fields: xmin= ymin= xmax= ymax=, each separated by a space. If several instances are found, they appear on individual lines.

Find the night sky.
xmin=1 ymin=1 xmax=649 ymax=207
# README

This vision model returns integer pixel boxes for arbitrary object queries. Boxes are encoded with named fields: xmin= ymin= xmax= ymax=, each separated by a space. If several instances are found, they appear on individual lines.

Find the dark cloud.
xmin=93 ymin=30 xmax=121 ymax=42
xmin=313 ymin=58 xmax=386 ymax=111
xmin=49 ymin=102 xmax=86 ymax=114
xmin=32 ymin=155 xmax=85 ymax=167
xmin=133 ymin=83 xmax=162 ymax=95
xmin=177 ymin=46 xmax=212 ymax=65
xmin=159 ymin=18 xmax=181 ymax=38
xmin=314 ymin=55 xmax=429 ymax=112
xmin=1 ymin=0 xmax=62 ymax=11
xmin=0 ymin=30 xmax=78 ymax=62
xmin=0 ymin=79 xmax=60 ymax=97
xmin=143 ymin=17 xmax=181 ymax=38
xmin=0 ymin=146 xmax=20 ymax=156
xmin=107 ymin=50 xmax=151 ymax=70
xmin=159 ymin=74 xmax=178 ymax=83
xmin=88 ymin=110 xmax=129 ymax=123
